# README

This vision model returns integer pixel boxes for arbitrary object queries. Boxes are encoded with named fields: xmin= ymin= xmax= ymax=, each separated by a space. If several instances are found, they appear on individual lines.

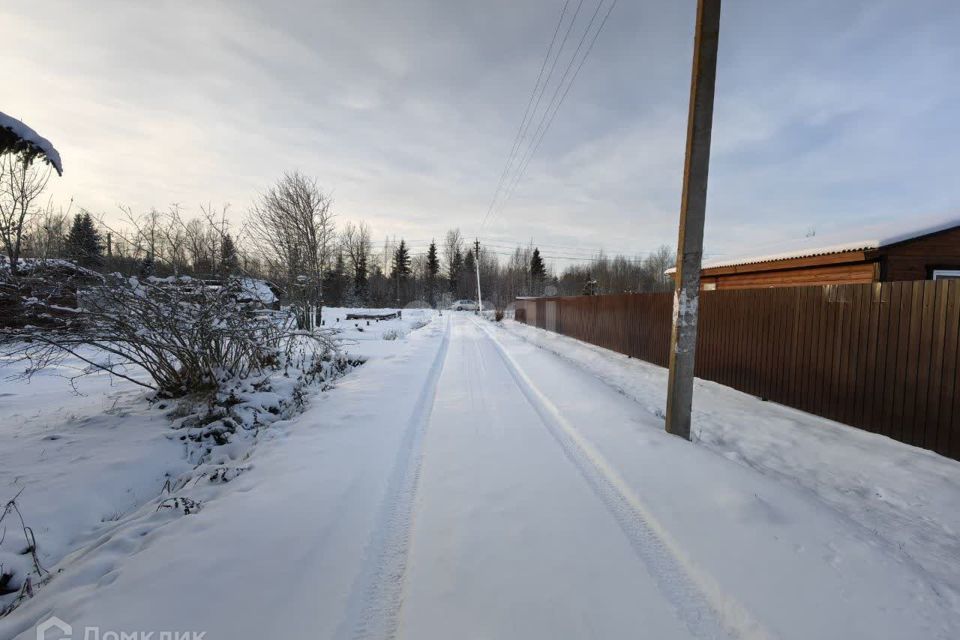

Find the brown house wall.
xmin=696 ymin=226 xmax=960 ymax=289
xmin=876 ymin=227 xmax=960 ymax=281
xmin=707 ymin=262 xmax=878 ymax=290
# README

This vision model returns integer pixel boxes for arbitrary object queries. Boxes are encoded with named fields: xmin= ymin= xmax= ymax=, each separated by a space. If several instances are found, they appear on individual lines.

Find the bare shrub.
xmin=1 ymin=275 xmax=335 ymax=398
xmin=382 ymin=328 xmax=403 ymax=341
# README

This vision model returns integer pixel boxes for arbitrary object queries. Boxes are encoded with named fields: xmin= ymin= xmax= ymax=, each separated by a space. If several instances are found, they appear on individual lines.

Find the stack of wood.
xmin=0 ymin=259 xmax=103 ymax=329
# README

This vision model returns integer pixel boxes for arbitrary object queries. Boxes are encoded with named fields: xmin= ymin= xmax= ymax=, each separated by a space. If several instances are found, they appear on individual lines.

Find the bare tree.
xmin=442 ymin=228 xmax=464 ymax=288
xmin=22 ymin=200 xmax=72 ymax=259
xmin=245 ymin=172 xmax=335 ymax=326
xmin=639 ymin=245 xmax=674 ymax=293
xmin=0 ymin=154 xmax=51 ymax=273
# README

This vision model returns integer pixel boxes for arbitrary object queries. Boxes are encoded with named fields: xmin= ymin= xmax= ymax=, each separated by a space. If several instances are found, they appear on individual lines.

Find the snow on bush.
xmin=0 ymin=276 xmax=359 ymax=614
xmin=0 ymin=341 xmax=356 ymax=615
xmin=1 ymin=274 xmax=332 ymax=397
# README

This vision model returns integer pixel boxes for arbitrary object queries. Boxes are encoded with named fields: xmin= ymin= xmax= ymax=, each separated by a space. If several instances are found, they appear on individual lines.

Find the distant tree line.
xmin=2 ymin=169 xmax=674 ymax=312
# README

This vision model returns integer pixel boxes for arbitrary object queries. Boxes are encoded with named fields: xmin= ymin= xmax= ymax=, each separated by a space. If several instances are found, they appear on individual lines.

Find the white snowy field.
xmin=1 ymin=310 xmax=959 ymax=639
xmin=0 ymin=308 xmax=431 ymax=617
xmin=0 ymin=352 xmax=192 ymax=601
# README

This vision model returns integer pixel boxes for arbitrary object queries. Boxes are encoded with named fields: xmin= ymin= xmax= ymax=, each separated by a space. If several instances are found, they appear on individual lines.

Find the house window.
xmin=933 ymin=269 xmax=960 ymax=280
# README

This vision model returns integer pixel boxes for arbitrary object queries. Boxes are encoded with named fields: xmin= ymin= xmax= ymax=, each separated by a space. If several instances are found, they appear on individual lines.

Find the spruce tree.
xmin=66 ymin=212 xmax=103 ymax=268
xmin=392 ymin=239 xmax=411 ymax=279
xmin=323 ymin=251 xmax=348 ymax=306
xmin=449 ymin=247 xmax=463 ymax=293
xmin=139 ymin=254 xmax=155 ymax=279
xmin=220 ymin=233 xmax=239 ymax=275
xmin=353 ymin=251 xmax=368 ymax=300
xmin=530 ymin=247 xmax=546 ymax=294
xmin=582 ymin=274 xmax=598 ymax=296
xmin=427 ymin=240 xmax=440 ymax=278
xmin=392 ymin=239 xmax=411 ymax=304
xmin=461 ymin=249 xmax=476 ymax=299
xmin=426 ymin=240 xmax=440 ymax=307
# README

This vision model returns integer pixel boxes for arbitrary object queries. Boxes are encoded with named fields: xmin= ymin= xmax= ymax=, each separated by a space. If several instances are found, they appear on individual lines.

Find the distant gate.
xmin=515 ymin=280 xmax=960 ymax=460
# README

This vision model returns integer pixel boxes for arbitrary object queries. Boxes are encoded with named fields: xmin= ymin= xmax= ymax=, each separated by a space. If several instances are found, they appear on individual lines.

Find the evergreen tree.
xmin=353 ymin=251 xmax=368 ymax=300
xmin=392 ymin=239 xmax=411 ymax=304
xmin=65 ymin=212 xmax=103 ymax=267
xmin=323 ymin=251 xmax=349 ymax=306
xmin=449 ymin=247 xmax=463 ymax=293
xmin=426 ymin=239 xmax=440 ymax=307
xmin=530 ymin=247 xmax=546 ymax=294
xmin=461 ymin=249 xmax=476 ymax=299
xmin=220 ymin=233 xmax=239 ymax=275
xmin=392 ymin=239 xmax=411 ymax=279
xmin=427 ymin=240 xmax=440 ymax=278
xmin=139 ymin=254 xmax=155 ymax=279
xmin=582 ymin=274 xmax=598 ymax=296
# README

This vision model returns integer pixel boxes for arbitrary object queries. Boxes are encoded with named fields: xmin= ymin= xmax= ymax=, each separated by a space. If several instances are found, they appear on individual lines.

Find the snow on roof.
xmin=0 ymin=256 xmax=101 ymax=279
xmin=238 ymin=277 xmax=278 ymax=305
xmin=665 ymin=214 xmax=960 ymax=274
xmin=0 ymin=111 xmax=63 ymax=175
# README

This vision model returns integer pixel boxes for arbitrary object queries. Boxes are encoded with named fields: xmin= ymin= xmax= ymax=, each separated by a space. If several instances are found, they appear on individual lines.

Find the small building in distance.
xmin=668 ymin=216 xmax=960 ymax=290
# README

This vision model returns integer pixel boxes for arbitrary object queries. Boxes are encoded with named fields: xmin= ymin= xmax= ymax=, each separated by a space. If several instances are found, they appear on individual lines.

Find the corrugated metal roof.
xmin=665 ymin=214 xmax=960 ymax=274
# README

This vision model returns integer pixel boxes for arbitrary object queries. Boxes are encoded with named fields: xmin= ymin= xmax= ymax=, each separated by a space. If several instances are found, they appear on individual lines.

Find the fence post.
xmin=665 ymin=0 xmax=722 ymax=440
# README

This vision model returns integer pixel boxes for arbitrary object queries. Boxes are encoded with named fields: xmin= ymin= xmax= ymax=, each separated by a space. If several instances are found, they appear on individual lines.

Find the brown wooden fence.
xmin=514 ymin=280 xmax=960 ymax=460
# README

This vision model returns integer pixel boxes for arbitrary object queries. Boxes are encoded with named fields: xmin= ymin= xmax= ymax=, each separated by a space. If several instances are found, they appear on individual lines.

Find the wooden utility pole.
xmin=665 ymin=0 xmax=722 ymax=440
xmin=474 ymin=239 xmax=482 ymax=314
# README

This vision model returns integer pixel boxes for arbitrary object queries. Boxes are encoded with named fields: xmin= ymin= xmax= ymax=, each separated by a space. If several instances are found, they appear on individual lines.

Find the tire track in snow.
xmin=500 ymin=321 xmax=955 ymax=607
xmin=335 ymin=318 xmax=451 ymax=640
xmin=473 ymin=318 xmax=770 ymax=640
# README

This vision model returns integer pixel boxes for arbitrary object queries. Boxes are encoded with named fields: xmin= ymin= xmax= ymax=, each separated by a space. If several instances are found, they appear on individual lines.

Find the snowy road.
xmin=3 ymin=312 xmax=958 ymax=639
xmin=396 ymin=318 xmax=727 ymax=639
xmin=342 ymin=315 xmax=954 ymax=640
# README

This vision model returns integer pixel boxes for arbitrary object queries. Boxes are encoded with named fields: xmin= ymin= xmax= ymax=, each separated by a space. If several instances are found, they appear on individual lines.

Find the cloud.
xmin=2 ymin=0 xmax=958 ymax=267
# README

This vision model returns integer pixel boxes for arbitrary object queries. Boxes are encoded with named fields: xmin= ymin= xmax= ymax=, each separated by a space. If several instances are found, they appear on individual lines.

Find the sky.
xmin=3 ymin=0 xmax=959 ymax=269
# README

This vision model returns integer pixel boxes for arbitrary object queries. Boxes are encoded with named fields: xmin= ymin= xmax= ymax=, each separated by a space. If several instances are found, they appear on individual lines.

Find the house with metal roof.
xmin=667 ymin=215 xmax=960 ymax=290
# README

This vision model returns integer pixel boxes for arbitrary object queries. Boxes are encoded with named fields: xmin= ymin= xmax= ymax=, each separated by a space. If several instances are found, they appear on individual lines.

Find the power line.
xmin=379 ymin=237 xmax=703 ymax=261
xmin=481 ymin=0 xmax=576 ymax=229
xmin=475 ymin=240 xmax=661 ymax=254
xmin=489 ymin=0 xmax=619 ymax=226
xmin=391 ymin=241 xmax=659 ymax=259
xmin=482 ymin=0 xmax=589 ymax=230
xmin=406 ymin=247 xmax=709 ymax=265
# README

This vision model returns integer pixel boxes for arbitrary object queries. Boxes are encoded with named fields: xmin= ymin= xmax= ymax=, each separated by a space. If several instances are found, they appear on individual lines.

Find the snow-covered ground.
xmin=0 ymin=353 xmax=190 ymax=600
xmin=323 ymin=307 xmax=436 ymax=359
xmin=498 ymin=318 xmax=960 ymax=612
xmin=2 ymin=310 xmax=958 ymax=639
xmin=0 ymin=308 xmax=432 ymax=617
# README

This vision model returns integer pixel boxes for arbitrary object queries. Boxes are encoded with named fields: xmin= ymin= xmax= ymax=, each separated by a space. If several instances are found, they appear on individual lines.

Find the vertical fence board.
xmin=849 ymin=285 xmax=876 ymax=429
xmin=841 ymin=286 xmax=862 ymax=427
xmin=893 ymin=284 xmax=916 ymax=442
xmin=901 ymin=282 xmax=924 ymax=445
xmin=515 ymin=280 xmax=960 ymax=460
xmin=913 ymin=283 xmax=937 ymax=448
xmin=806 ymin=287 xmax=824 ymax=417
xmin=878 ymin=283 xmax=901 ymax=438
xmin=941 ymin=284 xmax=960 ymax=458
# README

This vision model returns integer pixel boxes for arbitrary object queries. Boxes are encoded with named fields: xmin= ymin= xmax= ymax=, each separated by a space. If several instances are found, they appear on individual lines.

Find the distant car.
xmin=451 ymin=299 xmax=478 ymax=311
